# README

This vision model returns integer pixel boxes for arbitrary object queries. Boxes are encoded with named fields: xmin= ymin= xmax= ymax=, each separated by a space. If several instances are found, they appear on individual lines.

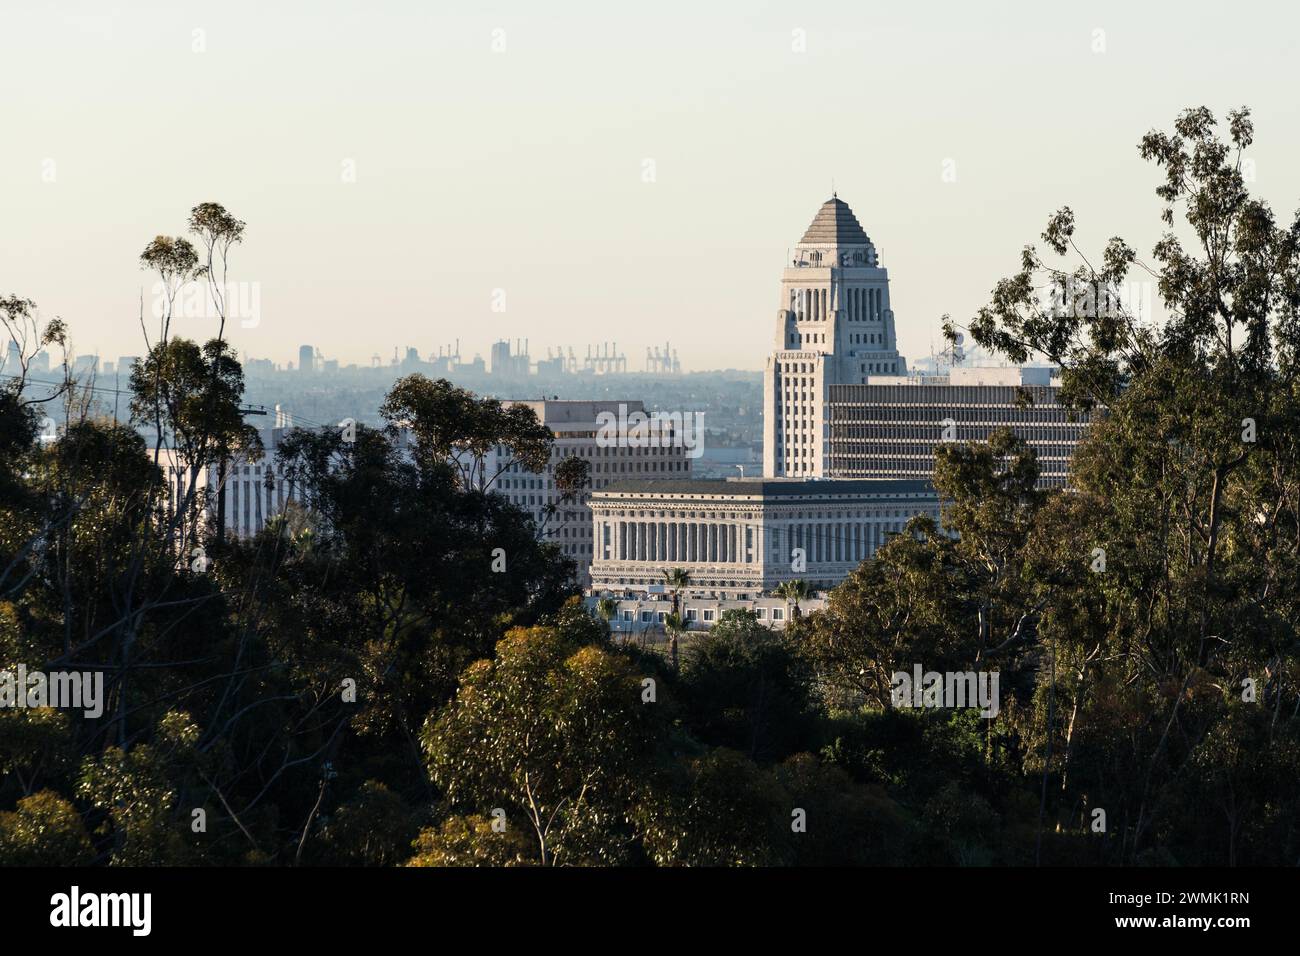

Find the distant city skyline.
xmin=4 ymin=1 xmax=1299 ymax=370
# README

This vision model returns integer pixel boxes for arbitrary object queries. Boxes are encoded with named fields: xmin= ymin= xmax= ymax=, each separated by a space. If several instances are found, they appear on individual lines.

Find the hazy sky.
xmin=3 ymin=1 xmax=1298 ymax=371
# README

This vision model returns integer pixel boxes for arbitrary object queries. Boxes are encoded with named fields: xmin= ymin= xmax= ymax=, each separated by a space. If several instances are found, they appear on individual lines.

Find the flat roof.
xmin=596 ymin=478 xmax=935 ymax=498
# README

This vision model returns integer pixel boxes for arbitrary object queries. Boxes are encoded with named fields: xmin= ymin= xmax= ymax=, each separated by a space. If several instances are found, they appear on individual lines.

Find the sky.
xmin=3 ymin=0 xmax=1299 ymax=372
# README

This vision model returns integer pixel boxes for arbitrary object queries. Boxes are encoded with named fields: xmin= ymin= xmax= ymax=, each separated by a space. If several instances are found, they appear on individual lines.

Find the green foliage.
xmin=316 ymin=781 xmax=421 ymax=866
xmin=129 ymin=336 xmax=259 ymax=467
xmin=422 ymin=613 xmax=659 ymax=865
xmin=406 ymin=814 xmax=534 ymax=867
xmin=379 ymin=374 xmax=554 ymax=491
xmin=635 ymin=747 xmax=789 ymax=866
xmin=4 ymin=128 xmax=1299 ymax=869
xmin=0 ymin=790 xmax=94 ymax=866
xmin=76 ymin=712 xmax=200 ymax=866
xmin=680 ymin=610 xmax=815 ymax=761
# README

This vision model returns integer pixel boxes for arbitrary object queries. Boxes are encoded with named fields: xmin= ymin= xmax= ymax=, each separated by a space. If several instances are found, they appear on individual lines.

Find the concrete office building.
xmin=484 ymin=400 xmax=692 ymax=585
xmin=827 ymin=366 xmax=1092 ymax=488
xmin=207 ymin=428 xmax=299 ymax=538
xmin=153 ymin=428 xmax=305 ymax=543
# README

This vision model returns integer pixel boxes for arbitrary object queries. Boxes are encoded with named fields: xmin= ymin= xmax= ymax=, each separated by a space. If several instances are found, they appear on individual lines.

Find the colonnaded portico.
xmin=588 ymin=478 xmax=938 ymax=592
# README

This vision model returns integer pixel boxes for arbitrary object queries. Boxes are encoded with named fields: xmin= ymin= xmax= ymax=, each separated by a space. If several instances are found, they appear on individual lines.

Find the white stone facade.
xmin=588 ymin=478 xmax=938 ymax=592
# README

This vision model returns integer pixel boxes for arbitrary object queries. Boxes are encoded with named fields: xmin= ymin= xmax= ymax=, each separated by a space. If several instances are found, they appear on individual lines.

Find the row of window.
xmin=621 ymin=606 xmax=786 ymax=624
xmin=829 ymin=458 xmax=1070 ymax=477
xmin=829 ymin=406 xmax=1087 ymax=424
xmin=831 ymin=427 xmax=1085 ymax=443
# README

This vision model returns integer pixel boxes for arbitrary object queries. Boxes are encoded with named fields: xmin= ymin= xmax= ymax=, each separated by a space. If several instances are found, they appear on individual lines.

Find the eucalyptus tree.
xmin=959 ymin=106 xmax=1300 ymax=863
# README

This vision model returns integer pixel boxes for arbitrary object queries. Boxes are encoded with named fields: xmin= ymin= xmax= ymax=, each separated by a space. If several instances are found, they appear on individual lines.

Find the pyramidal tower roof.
xmin=799 ymin=196 xmax=871 ymax=246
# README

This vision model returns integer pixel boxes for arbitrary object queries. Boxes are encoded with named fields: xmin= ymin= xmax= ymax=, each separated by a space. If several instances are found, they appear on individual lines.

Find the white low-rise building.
xmin=588 ymin=477 xmax=938 ymax=593
xmin=588 ymin=591 xmax=826 ymax=634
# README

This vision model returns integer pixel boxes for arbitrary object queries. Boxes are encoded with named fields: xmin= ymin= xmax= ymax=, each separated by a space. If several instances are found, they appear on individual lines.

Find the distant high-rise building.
xmin=490 ymin=339 xmax=530 ymax=376
xmin=763 ymin=197 xmax=906 ymax=478
xmin=490 ymin=340 xmax=511 ymax=374
xmin=298 ymin=345 xmax=315 ymax=374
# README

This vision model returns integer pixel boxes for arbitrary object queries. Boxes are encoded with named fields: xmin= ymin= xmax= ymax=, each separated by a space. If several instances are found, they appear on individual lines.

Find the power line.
xmin=2 ymin=372 xmax=271 ymax=417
